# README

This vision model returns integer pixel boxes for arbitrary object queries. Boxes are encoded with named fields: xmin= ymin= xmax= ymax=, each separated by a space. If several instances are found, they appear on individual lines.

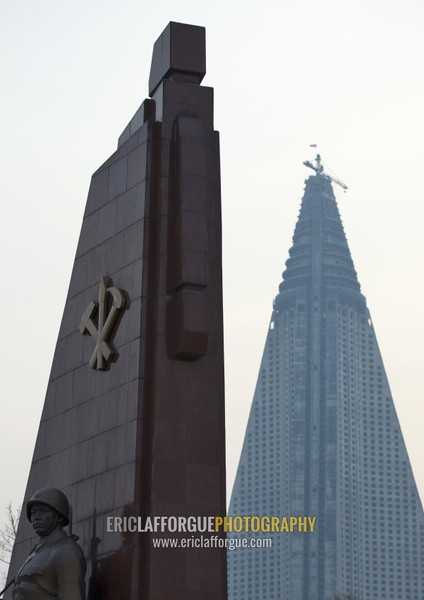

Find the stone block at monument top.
xmin=149 ymin=22 xmax=206 ymax=96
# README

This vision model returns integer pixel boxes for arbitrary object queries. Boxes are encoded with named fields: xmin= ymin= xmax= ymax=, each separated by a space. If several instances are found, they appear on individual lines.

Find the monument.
xmin=6 ymin=22 xmax=227 ymax=600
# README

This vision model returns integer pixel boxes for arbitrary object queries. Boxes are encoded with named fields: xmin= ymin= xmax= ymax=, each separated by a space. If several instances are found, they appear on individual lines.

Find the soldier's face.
xmin=30 ymin=503 xmax=59 ymax=537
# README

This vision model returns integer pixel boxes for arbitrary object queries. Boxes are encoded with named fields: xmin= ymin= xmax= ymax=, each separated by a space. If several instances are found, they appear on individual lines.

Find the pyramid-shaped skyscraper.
xmin=228 ymin=158 xmax=423 ymax=600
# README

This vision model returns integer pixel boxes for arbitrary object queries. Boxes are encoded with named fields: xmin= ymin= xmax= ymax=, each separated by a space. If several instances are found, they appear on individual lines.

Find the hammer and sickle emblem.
xmin=79 ymin=277 xmax=127 ymax=370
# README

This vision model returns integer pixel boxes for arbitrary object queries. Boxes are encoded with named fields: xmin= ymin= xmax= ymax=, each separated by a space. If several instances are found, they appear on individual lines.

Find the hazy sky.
xmin=0 ymin=0 xmax=423 ymax=552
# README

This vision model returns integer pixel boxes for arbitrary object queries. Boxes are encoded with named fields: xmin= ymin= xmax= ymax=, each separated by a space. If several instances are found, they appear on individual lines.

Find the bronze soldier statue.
xmin=12 ymin=487 xmax=86 ymax=600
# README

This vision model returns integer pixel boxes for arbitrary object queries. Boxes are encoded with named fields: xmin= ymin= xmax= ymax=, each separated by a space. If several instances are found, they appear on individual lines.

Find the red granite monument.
xmin=6 ymin=22 xmax=227 ymax=600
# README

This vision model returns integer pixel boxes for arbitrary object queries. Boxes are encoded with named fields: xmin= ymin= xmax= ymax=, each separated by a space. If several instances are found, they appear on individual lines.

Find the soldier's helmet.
xmin=26 ymin=487 xmax=70 ymax=526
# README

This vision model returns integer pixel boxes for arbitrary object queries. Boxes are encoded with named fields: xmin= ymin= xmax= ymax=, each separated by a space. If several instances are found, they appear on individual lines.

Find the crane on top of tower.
xmin=303 ymin=153 xmax=348 ymax=192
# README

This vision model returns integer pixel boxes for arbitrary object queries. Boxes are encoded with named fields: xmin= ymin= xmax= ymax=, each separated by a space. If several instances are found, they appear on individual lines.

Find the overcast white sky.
xmin=0 ymin=0 xmax=423 ymax=549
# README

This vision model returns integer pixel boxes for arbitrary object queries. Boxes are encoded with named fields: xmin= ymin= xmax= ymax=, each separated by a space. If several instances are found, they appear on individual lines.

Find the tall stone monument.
xmin=6 ymin=22 xmax=227 ymax=600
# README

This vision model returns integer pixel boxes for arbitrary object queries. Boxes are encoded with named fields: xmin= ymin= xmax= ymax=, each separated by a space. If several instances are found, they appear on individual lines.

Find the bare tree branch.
xmin=0 ymin=503 xmax=20 ymax=566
